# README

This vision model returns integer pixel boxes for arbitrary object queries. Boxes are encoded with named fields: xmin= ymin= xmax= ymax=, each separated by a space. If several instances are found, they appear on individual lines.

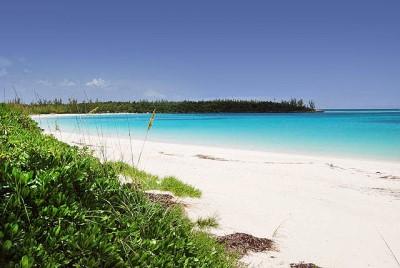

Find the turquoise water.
xmin=34 ymin=110 xmax=400 ymax=161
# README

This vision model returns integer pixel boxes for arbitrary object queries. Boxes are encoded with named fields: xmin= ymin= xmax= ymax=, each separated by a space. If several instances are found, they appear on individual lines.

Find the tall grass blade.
xmin=88 ymin=106 xmax=99 ymax=114
xmin=378 ymin=228 xmax=400 ymax=267
xmin=137 ymin=109 xmax=156 ymax=167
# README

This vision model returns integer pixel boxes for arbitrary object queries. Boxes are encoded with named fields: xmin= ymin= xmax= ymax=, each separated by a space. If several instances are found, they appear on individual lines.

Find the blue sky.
xmin=0 ymin=1 xmax=399 ymax=108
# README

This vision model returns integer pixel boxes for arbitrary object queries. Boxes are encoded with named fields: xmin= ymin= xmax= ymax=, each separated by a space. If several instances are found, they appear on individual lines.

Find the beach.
xmin=5 ymin=1 xmax=400 ymax=266
xmin=47 ymin=129 xmax=400 ymax=268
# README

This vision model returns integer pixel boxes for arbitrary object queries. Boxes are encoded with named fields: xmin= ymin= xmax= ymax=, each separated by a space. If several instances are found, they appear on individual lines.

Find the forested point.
xmin=8 ymin=98 xmax=317 ymax=114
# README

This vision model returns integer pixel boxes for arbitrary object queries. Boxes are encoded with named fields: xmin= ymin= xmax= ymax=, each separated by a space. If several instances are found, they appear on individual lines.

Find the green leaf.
xmin=3 ymin=240 xmax=12 ymax=250
xmin=10 ymin=223 xmax=19 ymax=235
xmin=20 ymin=255 xmax=32 ymax=268
xmin=54 ymin=225 xmax=61 ymax=236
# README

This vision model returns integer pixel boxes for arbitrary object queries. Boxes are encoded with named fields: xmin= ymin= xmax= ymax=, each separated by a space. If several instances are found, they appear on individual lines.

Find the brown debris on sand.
xmin=380 ymin=175 xmax=400 ymax=180
xmin=146 ymin=192 xmax=178 ymax=207
xmin=290 ymin=262 xmax=321 ymax=268
xmin=217 ymin=232 xmax=274 ymax=256
xmin=326 ymin=163 xmax=345 ymax=170
xmin=159 ymin=151 xmax=177 ymax=157
xmin=370 ymin=187 xmax=400 ymax=199
xmin=195 ymin=154 xmax=228 ymax=161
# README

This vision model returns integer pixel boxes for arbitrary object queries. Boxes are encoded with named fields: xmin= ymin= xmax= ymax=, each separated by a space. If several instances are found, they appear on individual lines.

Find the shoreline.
xmin=31 ymin=114 xmax=400 ymax=163
xmin=48 ymin=129 xmax=400 ymax=267
xmin=49 ymin=130 xmax=400 ymax=165
xmin=52 ymin=130 xmax=400 ymax=177
xmin=30 ymin=112 xmax=138 ymax=119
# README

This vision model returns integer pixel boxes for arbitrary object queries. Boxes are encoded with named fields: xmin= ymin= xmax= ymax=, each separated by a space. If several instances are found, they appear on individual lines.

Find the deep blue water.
xmin=34 ymin=110 xmax=400 ymax=161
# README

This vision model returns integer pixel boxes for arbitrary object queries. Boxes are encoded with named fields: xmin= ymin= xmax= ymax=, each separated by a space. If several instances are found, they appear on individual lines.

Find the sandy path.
xmin=51 ymin=130 xmax=400 ymax=268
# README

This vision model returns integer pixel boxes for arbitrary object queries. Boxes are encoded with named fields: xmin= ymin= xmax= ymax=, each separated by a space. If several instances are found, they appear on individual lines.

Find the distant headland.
xmin=9 ymin=98 xmax=316 ymax=114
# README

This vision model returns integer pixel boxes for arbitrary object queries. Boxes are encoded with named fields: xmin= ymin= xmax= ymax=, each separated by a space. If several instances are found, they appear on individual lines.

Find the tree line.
xmin=7 ymin=98 xmax=316 ymax=114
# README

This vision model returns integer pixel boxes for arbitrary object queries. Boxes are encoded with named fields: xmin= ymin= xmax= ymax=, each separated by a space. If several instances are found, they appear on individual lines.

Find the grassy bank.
xmin=109 ymin=161 xmax=201 ymax=198
xmin=0 ymin=104 xmax=236 ymax=267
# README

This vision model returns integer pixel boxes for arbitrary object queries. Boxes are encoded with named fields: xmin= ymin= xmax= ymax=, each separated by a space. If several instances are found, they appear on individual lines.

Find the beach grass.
xmin=109 ymin=161 xmax=201 ymax=198
xmin=0 ymin=104 xmax=235 ymax=267
xmin=196 ymin=216 xmax=219 ymax=229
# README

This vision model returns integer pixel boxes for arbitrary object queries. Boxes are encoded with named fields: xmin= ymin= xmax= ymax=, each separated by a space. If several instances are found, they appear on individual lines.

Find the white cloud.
xmin=60 ymin=79 xmax=76 ymax=87
xmin=86 ymin=78 xmax=106 ymax=88
xmin=0 ymin=68 xmax=7 ymax=77
xmin=36 ymin=80 xmax=52 ymax=86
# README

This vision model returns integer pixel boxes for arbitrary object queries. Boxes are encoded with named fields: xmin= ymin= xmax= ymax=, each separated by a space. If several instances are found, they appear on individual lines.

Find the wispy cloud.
xmin=86 ymin=78 xmax=106 ymax=88
xmin=60 ymin=79 xmax=76 ymax=87
xmin=36 ymin=79 xmax=52 ymax=86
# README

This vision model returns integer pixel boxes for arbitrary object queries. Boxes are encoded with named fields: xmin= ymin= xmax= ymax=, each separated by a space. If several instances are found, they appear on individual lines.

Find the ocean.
xmin=34 ymin=110 xmax=400 ymax=161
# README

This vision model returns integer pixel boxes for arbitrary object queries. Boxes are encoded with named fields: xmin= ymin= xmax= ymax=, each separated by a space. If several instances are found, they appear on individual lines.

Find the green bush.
xmin=0 ymin=104 xmax=236 ymax=267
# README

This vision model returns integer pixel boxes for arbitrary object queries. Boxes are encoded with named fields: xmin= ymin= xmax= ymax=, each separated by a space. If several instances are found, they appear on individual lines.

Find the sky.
xmin=0 ymin=1 xmax=399 ymax=108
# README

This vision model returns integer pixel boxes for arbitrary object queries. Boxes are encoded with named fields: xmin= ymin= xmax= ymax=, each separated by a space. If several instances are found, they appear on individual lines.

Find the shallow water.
xmin=34 ymin=109 xmax=400 ymax=161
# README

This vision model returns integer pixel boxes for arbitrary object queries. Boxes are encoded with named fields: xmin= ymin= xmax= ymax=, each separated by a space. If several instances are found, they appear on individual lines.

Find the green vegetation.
xmin=109 ymin=161 xmax=202 ymax=198
xmin=196 ymin=217 xmax=219 ymax=229
xmin=10 ymin=98 xmax=316 ymax=114
xmin=0 ymin=105 xmax=236 ymax=267
xmin=159 ymin=177 xmax=202 ymax=198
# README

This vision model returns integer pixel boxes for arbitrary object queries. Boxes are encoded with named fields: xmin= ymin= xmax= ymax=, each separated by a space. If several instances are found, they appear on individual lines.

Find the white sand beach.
xmin=49 ymin=130 xmax=400 ymax=268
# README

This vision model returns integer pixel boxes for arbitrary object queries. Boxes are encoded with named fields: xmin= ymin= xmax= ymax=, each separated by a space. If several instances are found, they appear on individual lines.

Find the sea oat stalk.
xmin=137 ymin=109 xmax=156 ymax=167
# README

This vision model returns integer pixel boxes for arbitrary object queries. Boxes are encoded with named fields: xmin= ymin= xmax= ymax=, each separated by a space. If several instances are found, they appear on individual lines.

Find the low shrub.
xmin=0 ymin=104 xmax=236 ymax=267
